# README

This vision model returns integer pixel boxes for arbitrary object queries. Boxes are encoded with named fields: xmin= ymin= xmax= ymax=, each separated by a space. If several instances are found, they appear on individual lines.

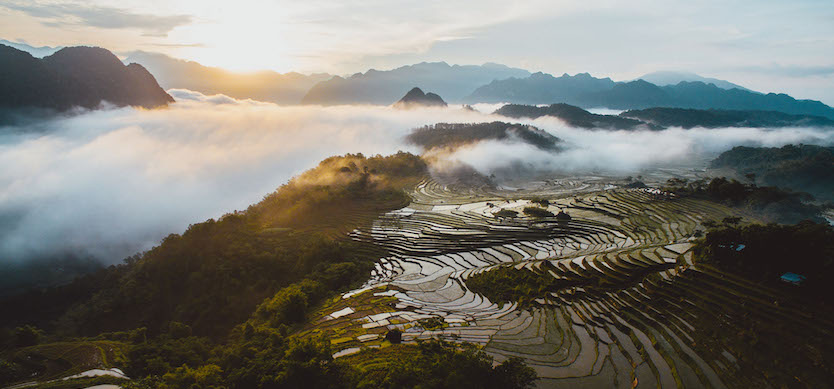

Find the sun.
xmin=164 ymin=7 xmax=295 ymax=73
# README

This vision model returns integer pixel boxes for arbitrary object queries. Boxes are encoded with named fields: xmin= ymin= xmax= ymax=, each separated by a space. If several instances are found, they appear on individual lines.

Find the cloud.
xmin=444 ymin=115 xmax=834 ymax=178
xmin=1 ymin=92 xmax=831 ymax=266
xmin=0 ymin=93 xmax=483 ymax=264
xmin=1 ymin=1 xmax=192 ymax=37
xmin=166 ymin=89 xmax=245 ymax=105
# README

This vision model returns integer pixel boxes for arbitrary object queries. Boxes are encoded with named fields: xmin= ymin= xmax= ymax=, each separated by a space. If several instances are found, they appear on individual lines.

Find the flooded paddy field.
xmin=304 ymin=176 xmax=834 ymax=389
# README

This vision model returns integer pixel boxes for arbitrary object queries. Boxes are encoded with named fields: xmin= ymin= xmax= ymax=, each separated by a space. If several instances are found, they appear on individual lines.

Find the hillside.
xmin=710 ymin=145 xmax=834 ymax=201
xmin=0 ymin=45 xmax=173 ymax=112
xmin=0 ymin=153 xmax=428 ymax=338
xmin=124 ymin=51 xmax=331 ymax=104
xmin=301 ymin=61 xmax=530 ymax=105
xmin=0 ymin=152 xmax=543 ymax=389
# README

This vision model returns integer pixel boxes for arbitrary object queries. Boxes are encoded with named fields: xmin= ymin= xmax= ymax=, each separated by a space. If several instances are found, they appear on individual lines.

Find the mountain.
xmin=621 ymin=107 xmax=834 ymax=129
xmin=0 ymin=45 xmax=173 ymax=112
xmin=636 ymin=71 xmax=750 ymax=91
xmin=406 ymin=122 xmax=561 ymax=151
xmin=466 ymin=72 xmax=616 ymax=104
xmin=495 ymin=103 xmax=654 ymax=130
xmin=466 ymin=72 xmax=834 ymax=119
xmin=394 ymin=87 xmax=447 ymax=108
xmin=0 ymin=39 xmax=62 ymax=58
xmin=301 ymin=62 xmax=530 ymax=105
xmin=123 ymin=51 xmax=331 ymax=104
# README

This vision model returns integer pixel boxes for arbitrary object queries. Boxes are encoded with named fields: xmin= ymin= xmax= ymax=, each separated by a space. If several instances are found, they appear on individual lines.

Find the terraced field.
xmin=311 ymin=178 xmax=833 ymax=388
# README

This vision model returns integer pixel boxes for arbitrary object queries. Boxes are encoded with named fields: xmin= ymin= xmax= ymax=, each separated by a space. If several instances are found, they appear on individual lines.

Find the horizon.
xmin=1 ymin=0 xmax=833 ymax=105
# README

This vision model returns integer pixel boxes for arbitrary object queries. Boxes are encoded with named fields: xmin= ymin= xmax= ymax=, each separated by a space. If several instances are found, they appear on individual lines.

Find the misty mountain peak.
xmin=395 ymin=87 xmax=447 ymax=108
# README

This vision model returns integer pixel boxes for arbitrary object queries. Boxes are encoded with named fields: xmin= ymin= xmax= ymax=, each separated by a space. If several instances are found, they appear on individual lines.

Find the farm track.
xmin=315 ymin=179 xmax=833 ymax=388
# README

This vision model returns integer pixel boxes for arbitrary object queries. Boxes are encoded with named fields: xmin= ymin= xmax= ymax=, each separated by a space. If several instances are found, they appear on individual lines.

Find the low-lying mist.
xmin=1 ymin=91 xmax=832 ymax=268
xmin=439 ymin=119 xmax=834 ymax=178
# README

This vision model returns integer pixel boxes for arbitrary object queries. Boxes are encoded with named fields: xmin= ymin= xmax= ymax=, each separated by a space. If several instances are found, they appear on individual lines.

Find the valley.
xmin=299 ymin=175 xmax=834 ymax=388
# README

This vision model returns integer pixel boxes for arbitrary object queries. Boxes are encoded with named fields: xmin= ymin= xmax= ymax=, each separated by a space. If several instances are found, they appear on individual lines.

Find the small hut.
xmin=780 ymin=273 xmax=806 ymax=286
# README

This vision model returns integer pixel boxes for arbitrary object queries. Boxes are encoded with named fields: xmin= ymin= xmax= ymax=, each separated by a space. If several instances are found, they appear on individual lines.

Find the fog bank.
xmin=1 ymin=92 xmax=831 ymax=266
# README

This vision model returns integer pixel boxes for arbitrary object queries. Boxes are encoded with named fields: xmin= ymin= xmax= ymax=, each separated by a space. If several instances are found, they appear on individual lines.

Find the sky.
xmin=1 ymin=0 xmax=834 ymax=104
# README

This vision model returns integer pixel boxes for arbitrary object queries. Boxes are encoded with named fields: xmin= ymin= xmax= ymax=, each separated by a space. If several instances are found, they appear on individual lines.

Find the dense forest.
xmin=1 ymin=153 xmax=426 ymax=336
xmin=696 ymin=221 xmax=834 ymax=303
xmin=406 ymin=122 xmax=562 ymax=152
xmin=710 ymin=145 xmax=834 ymax=202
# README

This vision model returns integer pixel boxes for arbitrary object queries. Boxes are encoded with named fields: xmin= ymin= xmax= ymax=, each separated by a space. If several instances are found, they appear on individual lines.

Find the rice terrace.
xmin=309 ymin=175 xmax=834 ymax=388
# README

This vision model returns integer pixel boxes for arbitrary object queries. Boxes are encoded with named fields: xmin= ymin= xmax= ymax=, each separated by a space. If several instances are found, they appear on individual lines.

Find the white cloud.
xmin=0 ymin=92 xmax=831 ymax=265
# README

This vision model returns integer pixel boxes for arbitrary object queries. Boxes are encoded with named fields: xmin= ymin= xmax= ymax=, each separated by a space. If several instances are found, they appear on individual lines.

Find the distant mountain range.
xmin=3 ymin=40 xmax=833 ymax=118
xmin=494 ymin=103 xmax=834 ymax=130
xmin=394 ymin=87 xmax=447 ymax=108
xmin=124 ymin=51 xmax=331 ymax=105
xmin=466 ymin=72 xmax=616 ymax=105
xmin=635 ymin=71 xmax=750 ymax=91
xmin=0 ymin=44 xmax=173 ymax=114
xmin=302 ymin=62 xmax=530 ymax=105
xmin=0 ymin=39 xmax=62 ymax=58
xmin=469 ymin=74 xmax=834 ymax=119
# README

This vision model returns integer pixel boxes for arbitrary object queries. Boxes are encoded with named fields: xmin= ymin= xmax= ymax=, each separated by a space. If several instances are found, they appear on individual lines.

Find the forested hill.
xmin=0 ymin=153 xmax=428 ymax=338
xmin=0 ymin=44 xmax=173 ymax=112
xmin=710 ymin=145 xmax=834 ymax=202
xmin=406 ymin=122 xmax=562 ymax=151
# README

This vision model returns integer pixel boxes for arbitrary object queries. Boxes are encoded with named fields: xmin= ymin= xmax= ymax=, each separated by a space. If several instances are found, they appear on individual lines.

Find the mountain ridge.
xmin=636 ymin=70 xmax=750 ymax=91
xmin=467 ymin=72 xmax=834 ymax=119
xmin=302 ymin=61 xmax=530 ymax=105
xmin=124 ymin=51 xmax=331 ymax=104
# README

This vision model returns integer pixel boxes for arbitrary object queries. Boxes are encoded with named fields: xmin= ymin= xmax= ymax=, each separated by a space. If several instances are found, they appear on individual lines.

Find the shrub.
xmin=522 ymin=207 xmax=553 ymax=218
